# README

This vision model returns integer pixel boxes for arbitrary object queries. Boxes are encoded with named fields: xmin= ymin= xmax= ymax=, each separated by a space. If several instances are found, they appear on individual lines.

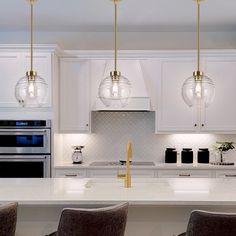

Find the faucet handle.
xmin=127 ymin=142 xmax=132 ymax=161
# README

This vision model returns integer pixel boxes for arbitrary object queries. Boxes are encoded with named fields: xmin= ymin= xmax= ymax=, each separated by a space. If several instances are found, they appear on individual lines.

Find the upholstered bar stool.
xmin=0 ymin=202 xmax=18 ymax=236
xmin=46 ymin=202 xmax=129 ymax=236
xmin=178 ymin=210 xmax=236 ymax=236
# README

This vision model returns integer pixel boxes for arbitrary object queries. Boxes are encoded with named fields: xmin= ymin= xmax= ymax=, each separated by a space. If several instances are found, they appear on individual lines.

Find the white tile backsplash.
xmin=59 ymin=112 xmax=236 ymax=164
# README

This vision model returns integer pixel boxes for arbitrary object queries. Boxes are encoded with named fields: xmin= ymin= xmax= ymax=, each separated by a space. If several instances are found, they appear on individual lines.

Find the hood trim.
xmin=93 ymin=97 xmax=151 ymax=111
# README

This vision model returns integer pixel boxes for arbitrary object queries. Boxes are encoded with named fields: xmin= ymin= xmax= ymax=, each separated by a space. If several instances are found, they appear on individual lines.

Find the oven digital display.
xmin=0 ymin=120 xmax=47 ymax=127
xmin=16 ymin=121 xmax=28 ymax=126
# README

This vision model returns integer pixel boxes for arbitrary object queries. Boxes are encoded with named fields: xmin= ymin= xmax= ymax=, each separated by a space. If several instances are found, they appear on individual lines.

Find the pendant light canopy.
xmin=182 ymin=0 xmax=215 ymax=108
xmin=98 ymin=0 xmax=131 ymax=107
xmin=15 ymin=0 xmax=48 ymax=107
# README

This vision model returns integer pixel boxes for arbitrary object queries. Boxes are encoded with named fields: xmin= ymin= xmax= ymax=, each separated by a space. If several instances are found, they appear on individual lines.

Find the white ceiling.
xmin=1 ymin=0 xmax=236 ymax=32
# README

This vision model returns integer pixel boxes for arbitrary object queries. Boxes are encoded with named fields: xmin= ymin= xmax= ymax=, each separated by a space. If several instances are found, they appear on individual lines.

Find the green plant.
xmin=213 ymin=142 xmax=235 ymax=162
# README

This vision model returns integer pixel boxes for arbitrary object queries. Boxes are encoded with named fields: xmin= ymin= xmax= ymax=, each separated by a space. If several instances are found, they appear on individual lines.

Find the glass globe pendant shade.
xmin=15 ymin=73 xmax=48 ymax=107
xmin=182 ymin=73 xmax=215 ymax=108
xmin=98 ymin=72 xmax=131 ymax=107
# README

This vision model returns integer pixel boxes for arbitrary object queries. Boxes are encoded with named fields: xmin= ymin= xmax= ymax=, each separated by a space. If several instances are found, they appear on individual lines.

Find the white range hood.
xmin=93 ymin=59 xmax=151 ymax=111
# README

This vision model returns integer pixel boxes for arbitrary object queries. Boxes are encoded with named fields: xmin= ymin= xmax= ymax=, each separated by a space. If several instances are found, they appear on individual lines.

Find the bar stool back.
xmin=47 ymin=202 xmax=128 ymax=236
xmin=178 ymin=210 xmax=236 ymax=236
xmin=0 ymin=202 xmax=18 ymax=236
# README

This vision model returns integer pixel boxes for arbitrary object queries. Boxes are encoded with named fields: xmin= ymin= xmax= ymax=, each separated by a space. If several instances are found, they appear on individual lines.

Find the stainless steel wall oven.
xmin=0 ymin=120 xmax=51 ymax=178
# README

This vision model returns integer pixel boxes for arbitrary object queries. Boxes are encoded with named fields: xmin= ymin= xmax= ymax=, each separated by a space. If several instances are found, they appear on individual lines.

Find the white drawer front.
xmin=55 ymin=169 xmax=87 ymax=178
xmin=215 ymin=171 xmax=236 ymax=178
xmin=158 ymin=170 xmax=212 ymax=178
xmin=131 ymin=169 xmax=156 ymax=178
xmin=87 ymin=169 xmax=117 ymax=178
xmin=87 ymin=169 xmax=156 ymax=178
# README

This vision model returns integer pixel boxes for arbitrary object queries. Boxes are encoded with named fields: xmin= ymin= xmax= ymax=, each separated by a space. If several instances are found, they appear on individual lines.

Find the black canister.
xmin=181 ymin=148 xmax=193 ymax=164
xmin=165 ymin=148 xmax=177 ymax=163
xmin=198 ymin=148 xmax=209 ymax=164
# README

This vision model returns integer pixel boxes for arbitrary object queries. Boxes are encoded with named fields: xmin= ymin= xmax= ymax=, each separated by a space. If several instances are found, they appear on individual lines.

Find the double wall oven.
xmin=0 ymin=120 xmax=51 ymax=178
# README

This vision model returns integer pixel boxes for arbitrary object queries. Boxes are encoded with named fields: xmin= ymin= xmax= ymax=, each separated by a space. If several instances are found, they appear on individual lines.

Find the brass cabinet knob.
xmin=194 ymin=124 xmax=197 ymax=127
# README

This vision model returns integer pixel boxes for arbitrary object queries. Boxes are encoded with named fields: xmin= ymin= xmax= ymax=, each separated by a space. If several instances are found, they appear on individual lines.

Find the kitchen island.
xmin=2 ymin=177 xmax=236 ymax=236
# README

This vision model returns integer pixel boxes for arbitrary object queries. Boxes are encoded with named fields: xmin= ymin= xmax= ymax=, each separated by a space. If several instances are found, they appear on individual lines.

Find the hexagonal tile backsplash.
xmin=60 ymin=112 xmax=236 ymax=164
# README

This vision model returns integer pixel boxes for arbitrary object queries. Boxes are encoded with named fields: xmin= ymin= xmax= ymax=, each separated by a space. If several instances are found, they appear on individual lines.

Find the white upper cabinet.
xmin=0 ymin=51 xmax=53 ymax=108
xmin=156 ymin=57 xmax=198 ymax=132
xmin=156 ymin=52 xmax=236 ymax=133
xmin=201 ymin=56 xmax=236 ymax=132
xmin=59 ymin=58 xmax=90 ymax=133
xmin=0 ymin=53 xmax=23 ymax=107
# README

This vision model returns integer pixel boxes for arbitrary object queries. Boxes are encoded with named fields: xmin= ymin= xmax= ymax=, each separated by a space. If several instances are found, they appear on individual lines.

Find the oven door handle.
xmin=0 ymin=155 xmax=49 ymax=160
xmin=0 ymin=129 xmax=48 ymax=134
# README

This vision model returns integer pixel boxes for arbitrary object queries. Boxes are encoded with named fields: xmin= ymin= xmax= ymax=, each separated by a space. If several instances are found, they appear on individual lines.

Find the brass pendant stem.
xmin=114 ymin=1 xmax=118 ymax=72
xmin=30 ymin=1 xmax=34 ymax=72
xmin=197 ymin=1 xmax=200 ymax=72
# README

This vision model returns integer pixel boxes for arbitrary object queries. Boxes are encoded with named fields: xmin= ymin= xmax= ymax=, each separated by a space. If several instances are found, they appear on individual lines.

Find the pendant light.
xmin=98 ymin=0 xmax=131 ymax=107
xmin=15 ymin=0 xmax=48 ymax=107
xmin=182 ymin=0 xmax=215 ymax=108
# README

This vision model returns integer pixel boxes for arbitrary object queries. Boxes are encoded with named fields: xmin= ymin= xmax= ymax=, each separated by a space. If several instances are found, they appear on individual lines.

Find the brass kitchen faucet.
xmin=117 ymin=142 xmax=132 ymax=188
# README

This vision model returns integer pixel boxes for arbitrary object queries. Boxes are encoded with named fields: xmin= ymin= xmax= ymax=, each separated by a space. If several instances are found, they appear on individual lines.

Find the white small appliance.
xmin=72 ymin=146 xmax=84 ymax=164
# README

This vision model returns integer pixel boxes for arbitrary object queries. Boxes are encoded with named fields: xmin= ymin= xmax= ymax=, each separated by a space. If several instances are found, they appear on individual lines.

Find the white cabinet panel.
xmin=156 ymin=58 xmax=197 ymax=132
xmin=60 ymin=59 xmax=90 ymax=133
xmin=0 ymin=53 xmax=23 ymax=107
xmin=158 ymin=170 xmax=212 ymax=178
xmin=202 ymin=58 xmax=236 ymax=132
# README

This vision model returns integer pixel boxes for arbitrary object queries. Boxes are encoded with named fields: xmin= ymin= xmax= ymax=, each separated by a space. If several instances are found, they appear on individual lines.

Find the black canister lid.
xmin=182 ymin=148 xmax=192 ymax=151
xmin=166 ymin=148 xmax=176 ymax=151
xmin=199 ymin=148 xmax=209 ymax=151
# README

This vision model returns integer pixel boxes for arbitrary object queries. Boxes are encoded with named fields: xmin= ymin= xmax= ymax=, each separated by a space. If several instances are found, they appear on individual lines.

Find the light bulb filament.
xmin=112 ymin=82 xmax=119 ymax=98
xmin=28 ymin=81 xmax=36 ymax=98
xmin=195 ymin=82 xmax=202 ymax=98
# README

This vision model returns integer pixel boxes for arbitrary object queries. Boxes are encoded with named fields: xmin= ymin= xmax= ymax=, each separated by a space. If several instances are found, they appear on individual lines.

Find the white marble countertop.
xmin=54 ymin=162 xmax=236 ymax=170
xmin=1 ymin=178 xmax=236 ymax=206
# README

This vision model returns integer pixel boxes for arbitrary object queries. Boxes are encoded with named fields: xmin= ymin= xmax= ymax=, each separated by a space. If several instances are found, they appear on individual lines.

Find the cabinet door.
xmin=156 ymin=58 xmax=198 ymax=132
xmin=60 ymin=59 xmax=90 ymax=133
xmin=0 ymin=53 xmax=23 ymax=107
xmin=23 ymin=53 xmax=52 ymax=107
xmin=202 ymin=57 xmax=236 ymax=132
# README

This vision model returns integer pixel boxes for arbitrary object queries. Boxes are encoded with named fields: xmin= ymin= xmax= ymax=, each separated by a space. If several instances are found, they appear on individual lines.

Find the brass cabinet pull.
xmin=179 ymin=174 xmax=191 ymax=177
xmin=65 ymin=174 xmax=77 ymax=177
xmin=225 ymin=175 xmax=236 ymax=177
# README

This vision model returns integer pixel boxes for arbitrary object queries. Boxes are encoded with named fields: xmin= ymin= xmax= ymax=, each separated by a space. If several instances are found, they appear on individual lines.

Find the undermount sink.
xmin=85 ymin=178 xmax=168 ymax=189
xmin=89 ymin=161 xmax=155 ymax=167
